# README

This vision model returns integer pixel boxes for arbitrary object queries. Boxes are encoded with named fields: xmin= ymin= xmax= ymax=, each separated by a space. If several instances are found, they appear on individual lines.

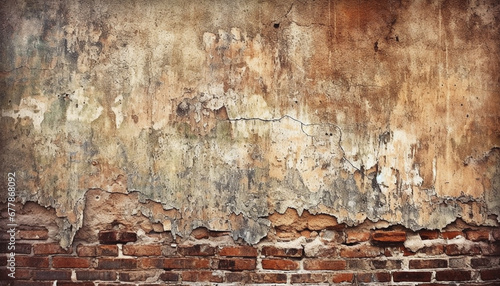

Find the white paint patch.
xmin=376 ymin=166 xmax=397 ymax=191
xmin=111 ymin=94 xmax=124 ymax=128
xmin=378 ymin=129 xmax=425 ymax=189
xmin=227 ymin=93 xmax=272 ymax=120
xmin=66 ymin=89 xmax=104 ymax=123
xmin=1 ymin=97 xmax=48 ymax=131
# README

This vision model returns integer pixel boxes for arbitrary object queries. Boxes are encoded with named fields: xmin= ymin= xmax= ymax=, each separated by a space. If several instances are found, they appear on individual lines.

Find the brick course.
xmin=262 ymin=258 xmax=300 ymax=270
xmin=219 ymin=245 xmax=258 ymax=257
xmin=53 ymin=256 xmax=90 ymax=268
xmin=262 ymin=246 xmax=303 ymax=257
xmin=3 ymin=216 xmax=499 ymax=285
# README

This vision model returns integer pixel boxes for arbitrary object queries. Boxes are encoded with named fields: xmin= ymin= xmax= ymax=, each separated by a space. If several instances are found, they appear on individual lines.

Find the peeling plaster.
xmin=0 ymin=0 xmax=499 ymax=247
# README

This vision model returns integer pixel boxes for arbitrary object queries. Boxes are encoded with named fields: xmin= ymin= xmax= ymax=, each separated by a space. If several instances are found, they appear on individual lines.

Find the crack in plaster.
xmin=225 ymin=114 xmax=364 ymax=175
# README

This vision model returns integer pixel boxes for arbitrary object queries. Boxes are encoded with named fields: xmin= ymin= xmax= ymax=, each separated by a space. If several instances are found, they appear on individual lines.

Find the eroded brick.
xmin=53 ymin=257 xmax=90 ymax=268
xmin=219 ymin=245 xmax=258 ymax=257
xmin=436 ymin=270 xmax=471 ymax=281
xmin=262 ymin=258 xmax=299 ymax=270
xmin=303 ymin=259 xmax=346 ymax=270
xmin=262 ymin=246 xmax=303 ymax=257
xmin=218 ymin=258 xmax=256 ymax=271
xmin=372 ymin=231 xmax=406 ymax=243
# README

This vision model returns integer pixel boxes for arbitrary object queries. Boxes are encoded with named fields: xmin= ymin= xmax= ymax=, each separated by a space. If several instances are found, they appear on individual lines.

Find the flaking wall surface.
xmin=0 ymin=0 xmax=499 ymax=248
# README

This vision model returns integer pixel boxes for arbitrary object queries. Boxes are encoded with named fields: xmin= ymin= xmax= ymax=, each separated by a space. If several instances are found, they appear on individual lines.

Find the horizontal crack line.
xmin=225 ymin=114 xmax=363 ymax=173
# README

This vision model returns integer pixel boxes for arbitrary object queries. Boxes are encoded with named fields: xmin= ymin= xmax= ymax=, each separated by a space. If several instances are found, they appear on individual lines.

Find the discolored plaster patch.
xmin=0 ymin=0 xmax=499 ymax=247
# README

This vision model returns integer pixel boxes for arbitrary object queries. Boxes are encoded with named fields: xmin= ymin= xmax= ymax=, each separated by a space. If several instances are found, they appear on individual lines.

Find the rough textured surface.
xmin=1 ymin=0 xmax=499 ymax=247
xmin=1 ymin=203 xmax=500 ymax=285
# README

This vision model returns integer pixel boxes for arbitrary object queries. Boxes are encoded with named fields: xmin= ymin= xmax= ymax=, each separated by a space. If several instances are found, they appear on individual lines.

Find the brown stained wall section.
xmin=0 ymin=0 xmax=499 ymax=247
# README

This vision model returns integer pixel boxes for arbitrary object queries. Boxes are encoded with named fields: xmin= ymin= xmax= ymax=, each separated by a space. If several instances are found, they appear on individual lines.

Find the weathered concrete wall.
xmin=1 ymin=0 xmax=499 ymax=248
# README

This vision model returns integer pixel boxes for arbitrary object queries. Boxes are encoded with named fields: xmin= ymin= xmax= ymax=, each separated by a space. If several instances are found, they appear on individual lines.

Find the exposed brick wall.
xmin=1 ymin=212 xmax=499 ymax=285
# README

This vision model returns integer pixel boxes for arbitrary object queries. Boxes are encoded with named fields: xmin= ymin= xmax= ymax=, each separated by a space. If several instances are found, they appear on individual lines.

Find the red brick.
xmin=340 ymin=245 xmax=382 ymax=258
xmin=76 ymin=270 xmax=117 ymax=281
xmin=331 ymin=273 xmax=354 ymax=283
xmin=418 ymin=283 xmax=452 ymax=286
xmin=162 ymin=245 xmax=176 ymax=256
xmin=219 ymin=245 xmax=258 ymax=257
xmin=77 ymin=244 xmax=118 ymax=257
xmin=117 ymin=231 xmax=137 ymax=242
xmin=492 ymin=229 xmax=500 ymax=241
xmin=181 ymin=271 xmax=223 ymax=282
xmin=481 ymin=268 xmax=500 ymax=280
xmin=466 ymin=230 xmax=490 ymax=241
xmin=449 ymin=257 xmax=468 ymax=268
xmin=441 ymin=231 xmax=463 ymax=239
xmin=53 ymin=256 xmax=91 ymax=268
xmin=18 ymin=269 xmax=32 ymax=280
xmin=418 ymin=230 xmax=439 ymax=240
xmin=374 ymin=272 xmax=391 ymax=282
xmin=57 ymin=283 xmax=95 ymax=286
xmin=305 ymin=244 xmax=337 ymax=257
xmin=471 ymin=258 xmax=492 ymax=268
xmin=218 ymin=258 xmax=256 ymax=270
xmin=356 ymin=273 xmax=372 ymax=283
xmin=371 ymin=259 xmax=402 ymax=269
xmin=262 ymin=258 xmax=299 ymax=270
xmin=346 ymin=231 xmax=371 ymax=244
xmin=347 ymin=259 xmax=371 ymax=270
xmin=445 ymin=244 xmax=481 ymax=256
xmin=97 ymin=258 xmax=137 ymax=269
xmin=98 ymin=231 xmax=137 ymax=244
xmin=163 ymin=258 xmax=210 ymax=269
xmin=372 ymin=231 xmax=406 ymax=243
xmin=226 ymin=272 xmax=251 ymax=283
xmin=122 ymin=244 xmax=162 ymax=256
xmin=33 ymin=243 xmax=72 ymax=255
xmin=262 ymin=246 xmax=303 ymax=257
xmin=76 ymin=244 xmax=95 ymax=256
xmin=303 ymin=259 xmax=346 ymax=270
xmin=401 ymin=246 xmax=416 ymax=256
xmin=409 ymin=259 xmax=447 ymax=269
xmin=1 ymin=268 xmax=31 ymax=280
xmin=482 ymin=242 xmax=500 ymax=256
xmin=16 ymin=256 xmax=49 ymax=268
xmin=0 ymin=269 xmax=31 ymax=280
xmin=159 ymin=272 xmax=180 ymax=281
xmin=209 ymin=230 xmax=231 ymax=237
xmin=436 ymin=270 xmax=471 ymax=281
xmin=418 ymin=244 xmax=445 ymax=255
xmin=290 ymin=273 xmax=329 ymax=283
xmin=0 ymin=243 xmax=31 ymax=254
xmin=190 ymin=227 xmax=210 ymax=239
xmin=33 ymin=270 xmax=72 ymax=280
xmin=250 ymin=273 xmax=287 ymax=283
xmin=448 ymin=284 xmax=499 ymax=286
xmin=98 ymin=245 xmax=119 ymax=256
xmin=119 ymin=271 xmax=158 ymax=281
xmin=178 ymin=244 xmax=215 ymax=256
xmin=393 ymin=271 xmax=432 ymax=282
xmin=140 ymin=258 xmax=163 ymax=269
xmin=9 ymin=282 xmax=53 ymax=286
xmin=17 ymin=228 xmax=49 ymax=240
